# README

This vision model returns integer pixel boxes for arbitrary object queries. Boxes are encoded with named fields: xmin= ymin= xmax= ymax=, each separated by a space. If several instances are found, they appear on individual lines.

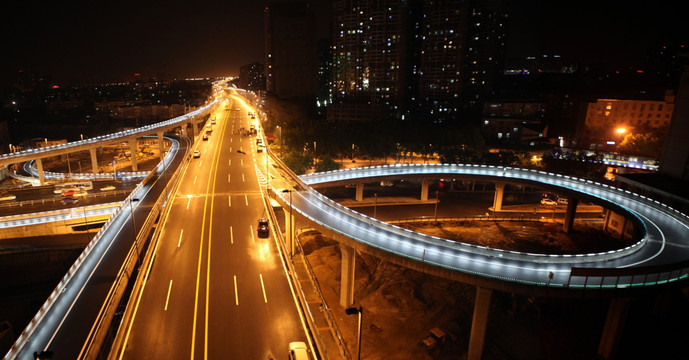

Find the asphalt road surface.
xmin=118 ymin=96 xmax=308 ymax=360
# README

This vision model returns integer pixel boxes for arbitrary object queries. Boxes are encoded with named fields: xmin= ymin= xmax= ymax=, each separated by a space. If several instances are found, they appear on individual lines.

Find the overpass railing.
xmin=290 ymin=164 xmax=689 ymax=289
xmin=4 ymin=121 xmax=196 ymax=360
xmin=3 ymin=180 xmax=146 ymax=359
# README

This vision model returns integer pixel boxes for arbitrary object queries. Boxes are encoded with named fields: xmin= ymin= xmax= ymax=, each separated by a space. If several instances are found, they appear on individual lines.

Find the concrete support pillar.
xmin=339 ymin=244 xmax=356 ymax=308
xmin=129 ymin=139 xmax=138 ymax=172
xmin=420 ymin=178 xmax=431 ymax=201
xmin=598 ymin=297 xmax=632 ymax=360
xmin=620 ymin=218 xmax=631 ymax=240
xmin=35 ymin=158 xmax=46 ymax=186
xmin=188 ymin=120 xmax=195 ymax=138
xmin=563 ymin=198 xmax=579 ymax=233
xmin=355 ymin=183 xmax=364 ymax=202
xmin=603 ymin=209 xmax=611 ymax=232
xmin=157 ymin=131 xmax=165 ymax=161
xmin=493 ymin=182 xmax=505 ymax=211
xmin=468 ymin=286 xmax=493 ymax=360
xmin=89 ymin=148 xmax=99 ymax=174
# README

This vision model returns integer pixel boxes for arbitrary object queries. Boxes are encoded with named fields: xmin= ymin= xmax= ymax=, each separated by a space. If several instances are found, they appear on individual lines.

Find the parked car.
xmin=257 ymin=218 xmax=270 ymax=238
xmin=557 ymin=197 xmax=568 ymax=205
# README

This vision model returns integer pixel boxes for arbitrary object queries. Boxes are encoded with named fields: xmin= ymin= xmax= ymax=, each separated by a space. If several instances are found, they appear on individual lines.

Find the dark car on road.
xmin=257 ymin=218 xmax=269 ymax=238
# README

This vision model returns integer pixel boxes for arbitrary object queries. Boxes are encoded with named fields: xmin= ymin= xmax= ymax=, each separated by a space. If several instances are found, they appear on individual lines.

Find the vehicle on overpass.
xmin=540 ymin=198 xmax=557 ymax=206
xmin=53 ymin=181 xmax=93 ymax=195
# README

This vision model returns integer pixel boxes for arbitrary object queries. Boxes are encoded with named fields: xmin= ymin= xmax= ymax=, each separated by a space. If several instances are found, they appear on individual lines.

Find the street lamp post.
xmin=616 ymin=127 xmax=627 ymax=148
xmin=66 ymin=153 xmax=72 ymax=178
xmin=346 ymin=306 xmax=363 ymax=360
xmin=282 ymin=189 xmax=293 ymax=256
xmin=373 ymin=193 xmax=378 ymax=219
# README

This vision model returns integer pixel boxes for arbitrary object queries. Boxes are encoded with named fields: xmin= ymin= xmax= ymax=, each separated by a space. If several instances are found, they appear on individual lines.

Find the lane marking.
xmin=259 ymin=274 xmax=267 ymax=303
xmin=178 ymin=229 xmax=184 ymax=248
xmin=242 ymin=173 xmax=245 ymax=182
xmin=228 ymin=159 xmax=231 ymax=166
xmin=186 ymin=197 xmax=191 ymax=210
xmin=245 ymin=195 xmax=248 ymax=206
xmin=228 ymin=196 xmax=231 ymax=207
xmin=228 ymin=174 xmax=231 ymax=183
xmin=194 ymin=175 xmax=197 ymax=184
xmin=250 ymin=225 xmax=255 ymax=243
xmin=164 ymin=280 xmax=173 ymax=311
xmin=233 ymin=275 xmax=239 ymax=306
xmin=230 ymin=226 xmax=234 ymax=244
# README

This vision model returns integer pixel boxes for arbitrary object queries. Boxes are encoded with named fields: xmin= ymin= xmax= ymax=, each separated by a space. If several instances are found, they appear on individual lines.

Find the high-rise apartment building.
xmin=462 ymin=0 xmax=508 ymax=115
xmin=330 ymin=0 xmax=408 ymax=109
xmin=328 ymin=0 xmax=508 ymax=124
xmin=265 ymin=1 xmax=317 ymax=99
xmin=415 ymin=0 xmax=467 ymax=124
xmin=239 ymin=62 xmax=266 ymax=91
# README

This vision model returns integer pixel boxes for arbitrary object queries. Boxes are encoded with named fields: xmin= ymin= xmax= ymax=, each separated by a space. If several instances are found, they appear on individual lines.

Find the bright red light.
xmin=636 ymin=70 xmax=644 ymax=73
xmin=51 ymin=85 xmax=60 ymax=89
xmin=134 ymin=73 xmax=140 ymax=77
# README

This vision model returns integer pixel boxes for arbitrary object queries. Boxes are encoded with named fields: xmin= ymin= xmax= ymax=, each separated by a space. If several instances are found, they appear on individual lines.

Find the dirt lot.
xmin=299 ymin=221 xmax=687 ymax=360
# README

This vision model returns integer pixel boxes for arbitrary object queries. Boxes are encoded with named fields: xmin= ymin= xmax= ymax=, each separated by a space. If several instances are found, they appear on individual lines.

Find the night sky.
xmin=1 ymin=1 xmax=685 ymax=88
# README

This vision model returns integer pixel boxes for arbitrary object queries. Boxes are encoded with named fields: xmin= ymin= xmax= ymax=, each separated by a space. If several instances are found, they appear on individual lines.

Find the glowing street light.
xmin=615 ymin=127 xmax=626 ymax=145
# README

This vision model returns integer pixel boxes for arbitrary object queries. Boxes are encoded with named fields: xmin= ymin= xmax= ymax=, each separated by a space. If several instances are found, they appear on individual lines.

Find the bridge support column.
xmin=468 ymin=286 xmax=492 ymax=360
xmin=157 ymin=131 xmax=165 ymax=161
xmin=339 ymin=244 xmax=356 ymax=308
xmin=563 ymin=198 xmax=579 ymax=233
xmin=355 ymin=183 xmax=364 ymax=202
xmin=492 ymin=182 xmax=505 ymax=211
xmin=89 ymin=148 xmax=99 ymax=174
xmin=598 ymin=297 xmax=631 ymax=360
xmin=420 ymin=178 xmax=431 ymax=201
xmin=129 ymin=139 xmax=138 ymax=172
xmin=35 ymin=158 xmax=46 ymax=186
xmin=188 ymin=121 xmax=195 ymax=139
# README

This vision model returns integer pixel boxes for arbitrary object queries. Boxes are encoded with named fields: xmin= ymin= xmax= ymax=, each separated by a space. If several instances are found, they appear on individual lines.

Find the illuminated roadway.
xmin=5 ymin=87 xmax=688 ymax=359
xmin=114 ymin=96 xmax=309 ymax=359
xmin=6 ymin=130 xmax=192 ymax=360
xmin=283 ymin=164 xmax=689 ymax=292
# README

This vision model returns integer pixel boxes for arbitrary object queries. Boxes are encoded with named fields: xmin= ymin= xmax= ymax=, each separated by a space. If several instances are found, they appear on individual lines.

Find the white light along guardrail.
xmin=3 ymin=103 xmax=207 ymax=360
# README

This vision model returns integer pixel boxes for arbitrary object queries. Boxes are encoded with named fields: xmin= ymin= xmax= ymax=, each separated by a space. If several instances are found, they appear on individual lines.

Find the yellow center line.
xmin=191 ymin=99 xmax=230 ymax=360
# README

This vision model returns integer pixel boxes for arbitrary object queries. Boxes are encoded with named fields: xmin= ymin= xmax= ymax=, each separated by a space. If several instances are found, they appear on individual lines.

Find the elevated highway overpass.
xmin=0 ymin=100 xmax=218 ymax=186
xmin=267 ymin=162 xmax=689 ymax=359
xmin=4 ymin=86 xmax=688 ymax=360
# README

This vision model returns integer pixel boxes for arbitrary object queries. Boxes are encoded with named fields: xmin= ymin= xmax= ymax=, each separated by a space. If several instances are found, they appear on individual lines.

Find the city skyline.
xmin=1 ymin=1 xmax=685 ymax=88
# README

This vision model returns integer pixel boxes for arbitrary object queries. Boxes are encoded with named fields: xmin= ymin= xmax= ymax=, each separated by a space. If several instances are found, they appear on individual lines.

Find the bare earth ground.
xmin=299 ymin=221 xmax=688 ymax=360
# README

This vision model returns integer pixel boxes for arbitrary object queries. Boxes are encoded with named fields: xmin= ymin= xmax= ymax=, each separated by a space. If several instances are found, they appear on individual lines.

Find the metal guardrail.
xmin=4 ymin=123 xmax=201 ymax=360
xmin=294 ymin=227 xmax=353 ymax=360
xmin=105 ymin=141 xmax=190 ymax=360
xmin=3 ymin=181 xmax=145 ymax=360
xmin=264 ymin=133 xmax=352 ymax=360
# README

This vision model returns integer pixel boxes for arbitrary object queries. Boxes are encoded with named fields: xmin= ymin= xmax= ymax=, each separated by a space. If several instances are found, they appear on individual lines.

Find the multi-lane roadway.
xmin=114 ymin=96 xmax=309 ymax=360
